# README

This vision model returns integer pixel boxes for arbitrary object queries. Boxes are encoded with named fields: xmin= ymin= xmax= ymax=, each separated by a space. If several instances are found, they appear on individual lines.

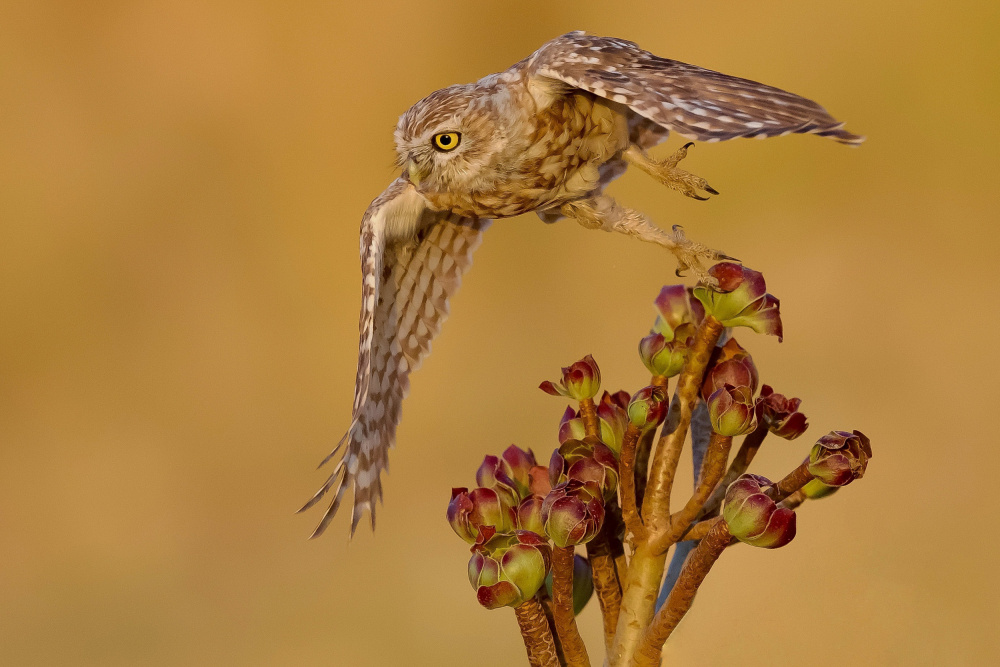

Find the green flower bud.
xmin=723 ymin=474 xmax=796 ymax=548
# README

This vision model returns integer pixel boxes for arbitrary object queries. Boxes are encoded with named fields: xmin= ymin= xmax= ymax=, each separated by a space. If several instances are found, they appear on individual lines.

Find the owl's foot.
xmin=624 ymin=143 xmax=719 ymax=201
xmin=668 ymin=225 xmax=734 ymax=285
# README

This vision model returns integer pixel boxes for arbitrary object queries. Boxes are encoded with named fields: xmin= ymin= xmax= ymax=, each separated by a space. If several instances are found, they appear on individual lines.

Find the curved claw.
xmin=704 ymin=184 xmax=720 ymax=195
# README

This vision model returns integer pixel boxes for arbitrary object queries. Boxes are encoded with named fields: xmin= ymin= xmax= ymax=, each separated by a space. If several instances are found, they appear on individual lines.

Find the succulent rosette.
xmin=468 ymin=527 xmax=553 ymax=609
xmin=807 ymin=430 xmax=872 ymax=486
xmin=448 ymin=487 xmax=517 ymax=543
xmin=707 ymin=384 xmax=759 ymax=436
xmin=541 ymin=479 xmax=605 ymax=547
xmin=758 ymin=385 xmax=809 ymax=439
xmin=692 ymin=263 xmax=783 ymax=341
xmin=722 ymin=474 xmax=797 ymax=548
xmin=701 ymin=338 xmax=759 ymax=400
xmin=548 ymin=436 xmax=619 ymax=501
xmin=627 ymin=386 xmax=669 ymax=432
xmin=539 ymin=354 xmax=601 ymax=400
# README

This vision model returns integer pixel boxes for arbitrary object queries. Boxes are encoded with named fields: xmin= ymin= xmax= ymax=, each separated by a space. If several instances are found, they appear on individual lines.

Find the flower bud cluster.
xmin=448 ymin=435 xmax=609 ymax=610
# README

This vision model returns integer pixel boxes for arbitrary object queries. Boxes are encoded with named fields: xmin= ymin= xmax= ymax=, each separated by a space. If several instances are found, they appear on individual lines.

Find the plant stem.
xmin=779 ymin=488 xmax=808 ymax=510
xmin=618 ymin=423 xmax=646 ymax=541
xmin=641 ymin=316 xmax=724 ymax=531
xmin=633 ymin=518 xmax=731 ymax=665
xmin=650 ymin=432 xmax=732 ymax=555
xmin=607 ymin=542 xmax=667 ymax=666
xmin=611 ymin=316 xmax=723 ymax=666
xmin=632 ymin=428 xmax=655 ymax=510
xmin=514 ymin=597 xmax=562 ymax=667
xmin=587 ymin=533 xmax=622 ymax=651
xmin=535 ymin=590 xmax=567 ymax=665
xmin=551 ymin=546 xmax=591 ymax=667
xmin=679 ymin=519 xmax=714 ymax=542
xmin=698 ymin=422 xmax=769 ymax=519
xmin=579 ymin=397 xmax=600 ymax=439
xmin=769 ymin=461 xmax=814 ymax=503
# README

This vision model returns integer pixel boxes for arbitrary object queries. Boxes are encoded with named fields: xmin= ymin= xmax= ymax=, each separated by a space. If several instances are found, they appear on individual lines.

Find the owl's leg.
xmin=561 ymin=196 xmax=731 ymax=283
xmin=624 ymin=144 xmax=719 ymax=200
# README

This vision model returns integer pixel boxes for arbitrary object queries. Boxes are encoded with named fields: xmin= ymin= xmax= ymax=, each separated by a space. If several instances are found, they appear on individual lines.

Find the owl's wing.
xmin=527 ymin=31 xmax=864 ymax=145
xmin=300 ymin=177 xmax=490 ymax=537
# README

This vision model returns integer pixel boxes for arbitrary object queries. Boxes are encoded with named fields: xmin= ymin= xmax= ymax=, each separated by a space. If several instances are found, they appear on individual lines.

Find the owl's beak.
xmin=406 ymin=159 xmax=428 ymax=188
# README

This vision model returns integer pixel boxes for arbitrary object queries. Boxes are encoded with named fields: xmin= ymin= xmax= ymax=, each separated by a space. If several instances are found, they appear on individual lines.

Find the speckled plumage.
xmin=302 ymin=31 xmax=862 ymax=536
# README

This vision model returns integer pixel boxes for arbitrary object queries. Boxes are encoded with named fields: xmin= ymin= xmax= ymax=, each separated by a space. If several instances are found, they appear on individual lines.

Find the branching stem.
xmin=551 ymin=546 xmax=591 ymax=667
xmin=514 ymin=597 xmax=561 ymax=667
xmin=633 ymin=518 xmax=731 ymax=665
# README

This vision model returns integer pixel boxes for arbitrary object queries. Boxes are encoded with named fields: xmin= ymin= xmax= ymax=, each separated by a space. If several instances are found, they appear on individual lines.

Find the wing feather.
xmin=301 ymin=181 xmax=489 ymax=537
xmin=528 ymin=31 xmax=864 ymax=145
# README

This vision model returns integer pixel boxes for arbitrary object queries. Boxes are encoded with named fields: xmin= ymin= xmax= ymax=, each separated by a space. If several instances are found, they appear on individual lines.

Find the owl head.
xmin=394 ymin=84 xmax=506 ymax=193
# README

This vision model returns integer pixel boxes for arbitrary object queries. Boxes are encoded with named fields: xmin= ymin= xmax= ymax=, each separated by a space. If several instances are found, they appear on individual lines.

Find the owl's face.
xmin=394 ymin=84 xmax=504 ymax=194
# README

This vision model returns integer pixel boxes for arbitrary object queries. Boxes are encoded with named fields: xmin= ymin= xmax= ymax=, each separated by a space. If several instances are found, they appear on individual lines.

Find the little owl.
xmin=299 ymin=31 xmax=863 ymax=537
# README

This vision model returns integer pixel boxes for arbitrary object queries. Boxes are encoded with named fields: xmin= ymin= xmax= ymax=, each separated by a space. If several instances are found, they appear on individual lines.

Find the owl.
xmin=299 ymin=31 xmax=862 ymax=537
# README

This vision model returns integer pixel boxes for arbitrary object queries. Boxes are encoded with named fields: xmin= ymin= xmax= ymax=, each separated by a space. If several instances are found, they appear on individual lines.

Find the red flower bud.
xmin=476 ymin=455 xmax=521 ymax=507
xmin=759 ymin=385 xmax=809 ymax=440
xmin=515 ymin=495 xmax=546 ymax=535
xmin=701 ymin=338 xmax=759 ymax=400
xmin=540 ymin=354 xmax=601 ymax=400
xmin=596 ymin=390 xmax=630 ymax=455
xmin=448 ymin=487 xmax=516 ymax=544
xmin=707 ymin=384 xmax=759 ymax=436
xmin=652 ymin=285 xmax=705 ymax=339
xmin=541 ymin=480 xmax=605 ymax=547
xmin=723 ymin=474 xmax=797 ymax=548
xmin=627 ymin=386 xmax=669 ymax=431
xmin=469 ymin=528 xmax=552 ymax=609
xmin=807 ymin=430 xmax=872 ymax=486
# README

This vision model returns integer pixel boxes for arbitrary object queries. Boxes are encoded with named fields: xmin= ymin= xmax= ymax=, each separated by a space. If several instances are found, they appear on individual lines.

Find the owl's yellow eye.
xmin=432 ymin=132 xmax=461 ymax=152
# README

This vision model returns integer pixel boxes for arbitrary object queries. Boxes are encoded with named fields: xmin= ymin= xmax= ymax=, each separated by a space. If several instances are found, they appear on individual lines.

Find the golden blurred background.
xmin=1 ymin=1 xmax=998 ymax=664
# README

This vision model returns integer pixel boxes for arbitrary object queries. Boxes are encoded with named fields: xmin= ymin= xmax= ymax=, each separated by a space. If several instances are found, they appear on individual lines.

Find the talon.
xmin=718 ymin=253 xmax=741 ymax=262
xmin=683 ymin=142 xmax=694 ymax=150
xmin=704 ymin=184 xmax=720 ymax=195
xmin=690 ymin=193 xmax=710 ymax=201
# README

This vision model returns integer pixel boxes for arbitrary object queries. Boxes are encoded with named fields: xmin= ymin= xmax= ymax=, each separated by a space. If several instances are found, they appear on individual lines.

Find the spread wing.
xmin=527 ymin=31 xmax=864 ymax=145
xmin=300 ymin=178 xmax=490 ymax=537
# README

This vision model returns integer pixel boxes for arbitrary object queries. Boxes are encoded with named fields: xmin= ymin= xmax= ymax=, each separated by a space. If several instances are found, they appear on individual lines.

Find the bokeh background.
xmin=2 ymin=1 xmax=998 ymax=664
